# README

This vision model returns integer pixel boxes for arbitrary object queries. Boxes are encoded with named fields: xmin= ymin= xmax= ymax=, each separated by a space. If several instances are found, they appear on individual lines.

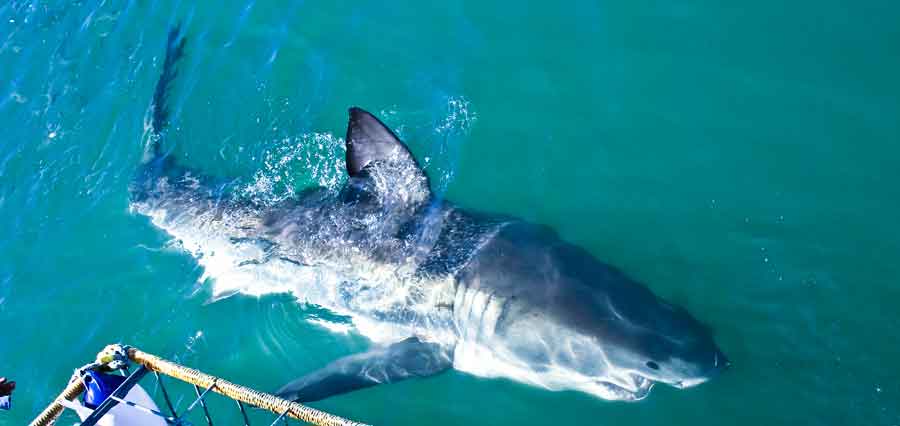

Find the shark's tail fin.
xmin=145 ymin=25 xmax=187 ymax=162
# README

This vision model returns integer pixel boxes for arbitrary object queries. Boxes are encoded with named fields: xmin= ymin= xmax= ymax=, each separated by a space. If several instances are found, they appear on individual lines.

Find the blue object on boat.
xmin=82 ymin=370 xmax=127 ymax=409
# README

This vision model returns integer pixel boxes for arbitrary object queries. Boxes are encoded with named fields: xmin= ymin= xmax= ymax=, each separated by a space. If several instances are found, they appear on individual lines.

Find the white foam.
xmin=306 ymin=318 xmax=354 ymax=335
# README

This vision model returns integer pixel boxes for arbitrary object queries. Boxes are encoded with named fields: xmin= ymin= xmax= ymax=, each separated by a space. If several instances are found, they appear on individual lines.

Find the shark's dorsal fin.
xmin=343 ymin=107 xmax=431 ymax=207
xmin=346 ymin=107 xmax=421 ymax=176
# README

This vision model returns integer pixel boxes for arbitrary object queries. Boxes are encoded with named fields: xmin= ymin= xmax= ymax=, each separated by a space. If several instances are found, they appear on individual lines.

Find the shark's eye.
xmin=645 ymin=361 xmax=660 ymax=370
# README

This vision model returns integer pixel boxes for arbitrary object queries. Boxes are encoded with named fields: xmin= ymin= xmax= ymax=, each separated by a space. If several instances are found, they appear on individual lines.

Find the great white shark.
xmin=131 ymin=28 xmax=728 ymax=404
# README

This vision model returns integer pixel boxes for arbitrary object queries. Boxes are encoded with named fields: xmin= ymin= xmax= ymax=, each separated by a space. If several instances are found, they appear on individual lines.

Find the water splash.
xmin=435 ymin=95 xmax=477 ymax=136
xmin=241 ymin=132 xmax=346 ymax=205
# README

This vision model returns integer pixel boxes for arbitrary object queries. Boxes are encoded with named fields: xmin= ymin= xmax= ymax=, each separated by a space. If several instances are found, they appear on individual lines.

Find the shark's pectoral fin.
xmin=276 ymin=337 xmax=452 ymax=403
xmin=341 ymin=108 xmax=431 ymax=208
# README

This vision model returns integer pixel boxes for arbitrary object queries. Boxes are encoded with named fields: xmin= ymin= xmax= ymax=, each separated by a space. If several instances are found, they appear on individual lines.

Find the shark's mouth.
xmin=597 ymin=374 xmax=655 ymax=401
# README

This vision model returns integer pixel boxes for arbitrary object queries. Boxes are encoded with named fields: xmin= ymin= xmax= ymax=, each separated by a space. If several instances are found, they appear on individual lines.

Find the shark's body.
xmin=131 ymin=28 xmax=728 ymax=403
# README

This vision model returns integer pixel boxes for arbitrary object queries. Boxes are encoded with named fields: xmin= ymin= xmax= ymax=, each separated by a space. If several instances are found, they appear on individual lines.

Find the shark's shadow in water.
xmin=130 ymin=27 xmax=729 ymax=404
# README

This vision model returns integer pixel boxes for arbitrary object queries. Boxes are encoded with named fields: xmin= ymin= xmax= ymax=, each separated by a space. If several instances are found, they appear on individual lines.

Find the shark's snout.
xmin=714 ymin=349 xmax=731 ymax=370
xmin=673 ymin=348 xmax=730 ymax=389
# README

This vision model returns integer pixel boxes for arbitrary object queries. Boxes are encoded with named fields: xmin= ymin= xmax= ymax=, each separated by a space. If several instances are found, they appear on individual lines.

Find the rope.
xmin=28 ymin=372 xmax=86 ymax=426
xmin=127 ymin=347 xmax=369 ymax=426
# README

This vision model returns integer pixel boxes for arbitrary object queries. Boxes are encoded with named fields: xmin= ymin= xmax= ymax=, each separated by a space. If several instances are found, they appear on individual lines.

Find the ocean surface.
xmin=1 ymin=0 xmax=899 ymax=425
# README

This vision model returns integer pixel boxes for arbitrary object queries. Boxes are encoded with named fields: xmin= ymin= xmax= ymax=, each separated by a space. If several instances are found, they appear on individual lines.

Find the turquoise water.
xmin=2 ymin=0 xmax=899 ymax=425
